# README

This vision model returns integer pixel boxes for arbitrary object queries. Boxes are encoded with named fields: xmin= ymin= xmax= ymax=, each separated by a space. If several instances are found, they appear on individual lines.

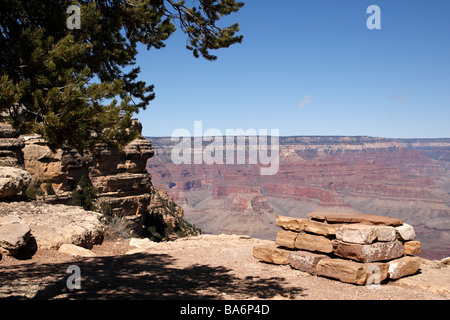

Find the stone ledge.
xmin=276 ymin=215 xmax=337 ymax=236
xmin=308 ymin=211 xmax=403 ymax=226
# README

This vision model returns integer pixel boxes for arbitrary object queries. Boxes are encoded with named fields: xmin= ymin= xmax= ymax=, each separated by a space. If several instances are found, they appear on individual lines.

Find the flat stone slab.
xmin=315 ymin=258 xmax=389 ymax=285
xmin=253 ymin=244 xmax=290 ymax=265
xmin=294 ymin=232 xmax=333 ymax=254
xmin=332 ymin=240 xmax=404 ymax=263
xmin=288 ymin=250 xmax=329 ymax=274
xmin=307 ymin=211 xmax=403 ymax=226
xmin=276 ymin=215 xmax=337 ymax=236
xmin=275 ymin=230 xmax=298 ymax=249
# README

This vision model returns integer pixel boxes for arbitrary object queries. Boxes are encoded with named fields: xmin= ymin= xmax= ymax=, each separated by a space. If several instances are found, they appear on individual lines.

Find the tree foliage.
xmin=0 ymin=0 xmax=243 ymax=151
xmin=71 ymin=175 xmax=97 ymax=211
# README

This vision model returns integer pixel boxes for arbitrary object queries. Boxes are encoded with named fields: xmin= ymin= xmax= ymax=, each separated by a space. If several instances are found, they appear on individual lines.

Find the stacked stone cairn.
xmin=253 ymin=212 xmax=422 ymax=285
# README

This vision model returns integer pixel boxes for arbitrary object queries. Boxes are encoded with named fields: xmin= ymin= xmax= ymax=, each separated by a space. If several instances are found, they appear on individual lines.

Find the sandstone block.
xmin=403 ymin=241 xmax=421 ymax=255
xmin=335 ymin=224 xmax=397 ymax=244
xmin=308 ymin=211 xmax=403 ymax=226
xmin=275 ymin=215 xmax=303 ymax=232
xmin=315 ymin=258 xmax=388 ymax=285
xmin=335 ymin=224 xmax=377 ymax=244
xmin=276 ymin=215 xmax=336 ymax=236
xmin=294 ymin=232 xmax=333 ymax=253
xmin=275 ymin=230 xmax=298 ymax=249
xmin=288 ymin=250 xmax=329 ymax=274
xmin=388 ymin=256 xmax=421 ymax=280
xmin=395 ymin=223 xmax=416 ymax=241
xmin=332 ymin=240 xmax=404 ymax=263
xmin=374 ymin=225 xmax=397 ymax=242
xmin=302 ymin=220 xmax=337 ymax=237
xmin=253 ymin=244 xmax=291 ymax=265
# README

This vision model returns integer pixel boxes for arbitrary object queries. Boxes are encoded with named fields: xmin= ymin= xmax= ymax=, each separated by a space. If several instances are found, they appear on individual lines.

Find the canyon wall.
xmin=1 ymin=120 xmax=199 ymax=241
xmin=147 ymin=136 xmax=450 ymax=259
xmin=21 ymin=120 xmax=154 ymax=231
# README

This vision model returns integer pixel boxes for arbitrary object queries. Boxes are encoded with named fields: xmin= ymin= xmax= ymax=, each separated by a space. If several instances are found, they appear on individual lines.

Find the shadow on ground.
xmin=0 ymin=252 xmax=306 ymax=299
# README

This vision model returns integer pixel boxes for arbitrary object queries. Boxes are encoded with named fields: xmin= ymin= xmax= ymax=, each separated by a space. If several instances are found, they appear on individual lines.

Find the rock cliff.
xmin=0 ymin=123 xmax=31 ymax=199
xmin=21 ymin=120 xmax=154 ymax=231
xmin=0 ymin=122 xmax=104 ymax=257
xmin=0 ymin=123 xmax=25 ymax=168
xmin=19 ymin=120 xmax=198 ymax=237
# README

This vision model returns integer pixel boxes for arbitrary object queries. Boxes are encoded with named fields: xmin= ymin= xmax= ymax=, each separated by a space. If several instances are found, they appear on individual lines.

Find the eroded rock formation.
xmin=18 ymin=120 xmax=198 ymax=238
xmin=21 ymin=120 xmax=154 ymax=229
xmin=0 ymin=123 xmax=31 ymax=199
xmin=0 ymin=123 xmax=25 ymax=168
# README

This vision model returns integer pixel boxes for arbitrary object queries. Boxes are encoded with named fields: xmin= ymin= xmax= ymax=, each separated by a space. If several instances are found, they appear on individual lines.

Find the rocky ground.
xmin=0 ymin=234 xmax=449 ymax=300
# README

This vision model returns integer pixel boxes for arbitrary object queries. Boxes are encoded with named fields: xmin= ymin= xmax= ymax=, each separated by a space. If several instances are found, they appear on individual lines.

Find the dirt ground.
xmin=0 ymin=234 xmax=449 ymax=300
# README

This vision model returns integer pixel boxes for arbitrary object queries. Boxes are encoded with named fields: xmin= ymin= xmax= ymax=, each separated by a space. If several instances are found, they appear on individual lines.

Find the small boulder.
xmin=0 ymin=166 xmax=31 ymax=199
xmin=0 ymin=215 xmax=31 ymax=255
xmin=388 ymin=256 xmax=421 ymax=280
xmin=58 ymin=243 xmax=95 ymax=257
xmin=395 ymin=223 xmax=416 ymax=241
xmin=129 ymin=237 xmax=155 ymax=248
xmin=403 ymin=241 xmax=421 ymax=255
xmin=253 ymin=244 xmax=290 ymax=265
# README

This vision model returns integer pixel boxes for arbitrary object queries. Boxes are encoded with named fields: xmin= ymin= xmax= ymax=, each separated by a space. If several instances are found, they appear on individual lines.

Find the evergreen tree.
xmin=71 ymin=175 xmax=97 ymax=211
xmin=0 ymin=0 xmax=243 ymax=151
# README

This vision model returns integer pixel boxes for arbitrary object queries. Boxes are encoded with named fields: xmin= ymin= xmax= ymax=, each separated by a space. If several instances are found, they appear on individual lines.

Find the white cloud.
xmin=298 ymin=95 xmax=312 ymax=108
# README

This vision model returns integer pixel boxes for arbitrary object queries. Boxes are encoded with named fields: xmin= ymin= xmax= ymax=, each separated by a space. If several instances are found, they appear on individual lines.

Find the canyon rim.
xmin=147 ymin=135 xmax=450 ymax=260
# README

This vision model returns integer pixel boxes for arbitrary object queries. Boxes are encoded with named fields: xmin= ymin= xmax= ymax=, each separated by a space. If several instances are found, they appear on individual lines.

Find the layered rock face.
xmin=22 ymin=120 xmax=154 ymax=229
xmin=0 ymin=123 xmax=25 ymax=168
xmin=147 ymin=136 xmax=450 ymax=259
xmin=0 ymin=123 xmax=31 ymax=199
xmin=0 ymin=122 xmax=104 ymax=257
xmin=87 ymin=134 xmax=154 ymax=225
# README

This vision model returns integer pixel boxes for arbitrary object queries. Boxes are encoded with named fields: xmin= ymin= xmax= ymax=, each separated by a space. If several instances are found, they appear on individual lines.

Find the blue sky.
xmin=134 ymin=0 xmax=450 ymax=138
